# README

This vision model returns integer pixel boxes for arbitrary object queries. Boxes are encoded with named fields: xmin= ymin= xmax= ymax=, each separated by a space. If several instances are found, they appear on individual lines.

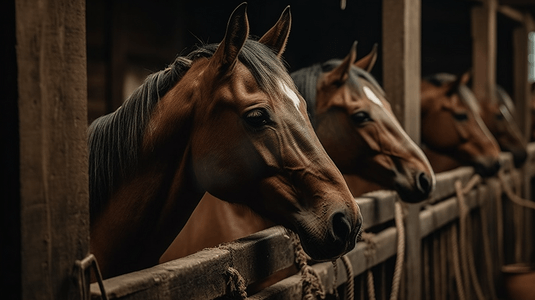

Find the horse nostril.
xmin=417 ymin=172 xmax=432 ymax=195
xmin=331 ymin=212 xmax=352 ymax=242
xmin=492 ymin=160 xmax=501 ymax=174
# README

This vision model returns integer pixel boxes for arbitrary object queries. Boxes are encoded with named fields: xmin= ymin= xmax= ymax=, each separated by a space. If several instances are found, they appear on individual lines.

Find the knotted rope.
xmin=359 ymin=231 xmax=377 ymax=300
xmin=226 ymin=267 xmax=248 ymax=299
xmin=290 ymin=231 xmax=326 ymax=300
xmin=454 ymin=175 xmax=486 ymax=300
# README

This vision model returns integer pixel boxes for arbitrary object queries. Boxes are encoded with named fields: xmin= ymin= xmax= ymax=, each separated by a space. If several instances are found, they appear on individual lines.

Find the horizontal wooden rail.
xmin=91 ymin=148 xmax=527 ymax=299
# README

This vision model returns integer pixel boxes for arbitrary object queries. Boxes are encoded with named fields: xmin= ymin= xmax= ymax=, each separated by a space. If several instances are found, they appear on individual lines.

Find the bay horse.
xmin=89 ymin=3 xmax=362 ymax=279
xmin=159 ymin=43 xmax=436 ymax=265
xmin=477 ymin=85 xmax=527 ymax=167
xmin=420 ymin=73 xmax=501 ymax=176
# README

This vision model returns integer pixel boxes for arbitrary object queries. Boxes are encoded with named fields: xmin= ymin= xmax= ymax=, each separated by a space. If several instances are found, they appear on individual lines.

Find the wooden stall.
xmin=5 ymin=0 xmax=535 ymax=299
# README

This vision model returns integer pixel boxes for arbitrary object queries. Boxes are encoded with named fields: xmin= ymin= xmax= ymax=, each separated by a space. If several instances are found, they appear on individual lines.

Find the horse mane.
xmin=291 ymin=59 xmax=385 ymax=126
xmin=88 ymin=39 xmax=292 ymax=222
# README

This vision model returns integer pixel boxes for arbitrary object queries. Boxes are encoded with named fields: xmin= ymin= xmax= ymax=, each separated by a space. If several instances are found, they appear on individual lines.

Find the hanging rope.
xmin=341 ymin=256 xmax=354 ymax=300
xmin=226 ymin=267 xmax=248 ymax=299
xmin=359 ymin=200 xmax=405 ymax=300
xmin=360 ymin=232 xmax=377 ymax=300
xmin=390 ymin=201 xmax=405 ymax=300
xmin=498 ymin=170 xmax=535 ymax=210
xmin=290 ymin=231 xmax=326 ymax=300
xmin=455 ymin=176 xmax=486 ymax=300
xmin=450 ymin=223 xmax=466 ymax=300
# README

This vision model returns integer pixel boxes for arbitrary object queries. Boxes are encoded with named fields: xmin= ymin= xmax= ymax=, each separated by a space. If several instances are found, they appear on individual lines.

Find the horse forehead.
xmin=278 ymin=80 xmax=302 ymax=111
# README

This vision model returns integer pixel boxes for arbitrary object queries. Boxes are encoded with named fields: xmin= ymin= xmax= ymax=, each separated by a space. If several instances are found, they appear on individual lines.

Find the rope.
xmin=390 ymin=201 xmax=405 ymax=300
xmin=226 ymin=267 xmax=247 ymax=299
xmin=360 ymin=232 xmax=377 ymax=300
xmin=341 ymin=256 xmax=354 ymax=300
xmin=290 ymin=231 xmax=326 ymax=300
xmin=455 ymin=176 xmax=486 ymax=300
xmin=450 ymin=223 xmax=466 ymax=300
xmin=332 ymin=261 xmax=339 ymax=299
xmin=498 ymin=170 xmax=535 ymax=210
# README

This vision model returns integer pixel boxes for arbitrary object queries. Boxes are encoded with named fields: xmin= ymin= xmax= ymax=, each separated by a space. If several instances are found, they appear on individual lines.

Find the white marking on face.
xmin=363 ymin=86 xmax=384 ymax=107
xmin=279 ymin=80 xmax=301 ymax=110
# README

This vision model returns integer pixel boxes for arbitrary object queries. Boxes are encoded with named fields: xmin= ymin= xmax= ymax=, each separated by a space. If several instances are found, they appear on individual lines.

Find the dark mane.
xmin=88 ymin=39 xmax=291 ymax=222
xmin=291 ymin=59 xmax=385 ymax=125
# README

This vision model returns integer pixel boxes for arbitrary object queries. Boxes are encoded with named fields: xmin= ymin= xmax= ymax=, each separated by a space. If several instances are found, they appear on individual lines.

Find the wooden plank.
xmin=15 ymin=0 xmax=89 ymax=299
xmin=355 ymin=190 xmax=397 ymax=230
xmin=497 ymin=5 xmax=525 ymax=23
xmin=513 ymin=13 xmax=533 ymax=140
xmin=91 ymin=227 xmax=295 ymax=299
xmin=471 ymin=0 xmax=498 ymax=104
xmin=382 ymin=0 xmax=421 ymax=298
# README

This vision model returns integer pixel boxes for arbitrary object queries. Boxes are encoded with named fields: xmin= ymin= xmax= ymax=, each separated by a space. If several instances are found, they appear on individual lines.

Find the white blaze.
xmin=363 ymin=86 xmax=384 ymax=107
xmin=279 ymin=80 xmax=301 ymax=110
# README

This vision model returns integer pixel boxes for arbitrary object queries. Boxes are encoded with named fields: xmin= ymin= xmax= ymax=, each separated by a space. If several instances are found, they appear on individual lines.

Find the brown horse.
xmin=420 ymin=73 xmax=501 ymax=176
xmin=159 ymin=43 xmax=436 ymax=264
xmin=88 ymin=3 xmax=362 ymax=279
xmin=477 ymin=85 xmax=527 ymax=167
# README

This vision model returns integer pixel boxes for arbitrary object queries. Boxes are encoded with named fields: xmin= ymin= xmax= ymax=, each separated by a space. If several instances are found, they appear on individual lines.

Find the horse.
xmin=159 ymin=43 xmax=436 ymax=266
xmin=477 ymin=85 xmax=527 ymax=167
xmin=88 ymin=3 xmax=362 ymax=279
xmin=420 ymin=73 xmax=502 ymax=176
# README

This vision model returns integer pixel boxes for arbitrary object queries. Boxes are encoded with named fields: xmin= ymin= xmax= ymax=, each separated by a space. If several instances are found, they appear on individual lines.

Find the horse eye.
xmin=351 ymin=111 xmax=372 ymax=124
xmin=244 ymin=108 xmax=270 ymax=128
xmin=453 ymin=112 xmax=468 ymax=121
xmin=495 ymin=113 xmax=504 ymax=121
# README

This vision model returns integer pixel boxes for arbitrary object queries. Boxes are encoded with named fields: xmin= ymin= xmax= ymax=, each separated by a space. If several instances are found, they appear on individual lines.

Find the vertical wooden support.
xmin=471 ymin=0 xmax=498 ymax=104
xmin=382 ymin=0 xmax=421 ymax=299
xmin=15 ymin=0 xmax=89 ymax=299
xmin=513 ymin=14 xmax=534 ymax=141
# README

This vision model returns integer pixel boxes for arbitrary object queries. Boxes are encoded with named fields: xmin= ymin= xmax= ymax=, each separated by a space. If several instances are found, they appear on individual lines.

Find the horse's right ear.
xmin=354 ymin=44 xmax=378 ymax=72
xmin=210 ymin=3 xmax=249 ymax=72
xmin=324 ymin=41 xmax=357 ymax=85
xmin=259 ymin=6 xmax=291 ymax=58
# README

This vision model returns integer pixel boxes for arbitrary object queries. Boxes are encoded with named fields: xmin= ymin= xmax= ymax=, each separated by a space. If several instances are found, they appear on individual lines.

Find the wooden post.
xmin=472 ymin=0 xmax=498 ymax=104
xmin=15 ymin=0 xmax=89 ymax=299
xmin=513 ymin=14 xmax=533 ymax=141
xmin=382 ymin=0 xmax=421 ymax=299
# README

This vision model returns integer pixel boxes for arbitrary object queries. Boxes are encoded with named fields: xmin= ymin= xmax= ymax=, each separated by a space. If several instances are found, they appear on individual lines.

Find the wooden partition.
xmin=9 ymin=0 xmax=535 ymax=299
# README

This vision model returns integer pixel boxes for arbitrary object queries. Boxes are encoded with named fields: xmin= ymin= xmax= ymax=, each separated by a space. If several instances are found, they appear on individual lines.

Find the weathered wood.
xmin=15 ymin=0 xmax=89 ymax=299
xmin=91 ymin=227 xmax=295 ymax=299
xmin=471 ymin=0 xmax=498 ymax=104
xmin=497 ymin=5 xmax=525 ymax=23
xmin=382 ymin=0 xmax=422 ymax=298
xmin=513 ymin=13 xmax=533 ymax=140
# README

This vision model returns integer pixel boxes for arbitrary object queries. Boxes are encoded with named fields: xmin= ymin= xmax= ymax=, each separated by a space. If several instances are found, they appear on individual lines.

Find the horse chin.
xmin=473 ymin=157 xmax=501 ymax=177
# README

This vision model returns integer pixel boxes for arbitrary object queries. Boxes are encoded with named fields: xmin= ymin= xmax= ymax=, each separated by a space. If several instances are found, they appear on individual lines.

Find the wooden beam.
xmin=382 ymin=1 xmax=421 ymax=299
xmin=513 ymin=13 xmax=534 ymax=141
xmin=472 ymin=0 xmax=498 ymax=104
xmin=15 ymin=0 xmax=89 ymax=298
xmin=497 ymin=5 xmax=525 ymax=23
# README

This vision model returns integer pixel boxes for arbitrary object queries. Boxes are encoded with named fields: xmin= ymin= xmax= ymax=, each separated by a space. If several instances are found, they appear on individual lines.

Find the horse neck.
xmin=91 ymin=89 xmax=206 ymax=278
xmin=422 ymin=146 xmax=461 ymax=173
xmin=343 ymin=174 xmax=384 ymax=197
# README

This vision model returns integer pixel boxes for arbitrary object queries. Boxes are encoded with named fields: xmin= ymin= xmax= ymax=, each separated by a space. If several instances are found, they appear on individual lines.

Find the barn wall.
xmin=15 ymin=0 xmax=89 ymax=298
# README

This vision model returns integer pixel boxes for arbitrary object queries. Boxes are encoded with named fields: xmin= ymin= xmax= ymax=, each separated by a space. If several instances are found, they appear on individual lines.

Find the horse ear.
xmin=444 ymin=71 xmax=469 ymax=96
xmin=324 ymin=41 xmax=357 ymax=85
xmin=258 ymin=6 xmax=291 ymax=57
xmin=354 ymin=44 xmax=378 ymax=72
xmin=210 ymin=2 xmax=249 ymax=72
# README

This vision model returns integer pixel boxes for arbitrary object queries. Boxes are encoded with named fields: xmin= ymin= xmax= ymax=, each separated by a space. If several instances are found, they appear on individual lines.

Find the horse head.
xmin=476 ymin=85 xmax=527 ymax=168
xmin=292 ymin=43 xmax=435 ymax=203
xmin=420 ymin=73 xmax=501 ymax=176
xmin=162 ymin=4 xmax=361 ymax=261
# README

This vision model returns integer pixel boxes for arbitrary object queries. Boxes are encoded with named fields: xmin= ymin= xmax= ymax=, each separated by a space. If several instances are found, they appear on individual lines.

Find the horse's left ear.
xmin=210 ymin=2 xmax=249 ymax=72
xmin=258 ymin=6 xmax=291 ymax=57
xmin=354 ymin=44 xmax=378 ymax=72
xmin=324 ymin=41 xmax=357 ymax=85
